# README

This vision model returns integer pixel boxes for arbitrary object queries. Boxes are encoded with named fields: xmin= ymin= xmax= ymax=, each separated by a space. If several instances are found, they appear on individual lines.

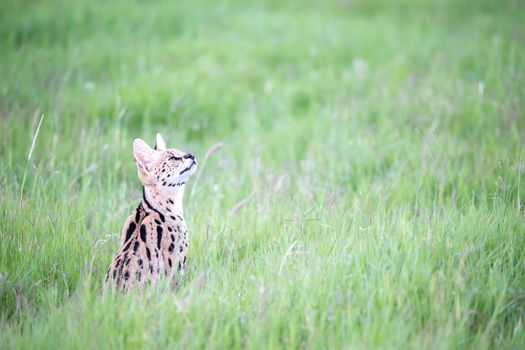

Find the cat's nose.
xmin=184 ymin=153 xmax=195 ymax=160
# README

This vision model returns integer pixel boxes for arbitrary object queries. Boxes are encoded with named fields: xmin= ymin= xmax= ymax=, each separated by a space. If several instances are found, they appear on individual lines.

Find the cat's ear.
xmin=133 ymin=138 xmax=154 ymax=171
xmin=155 ymin=133 xmax=167 ymax=151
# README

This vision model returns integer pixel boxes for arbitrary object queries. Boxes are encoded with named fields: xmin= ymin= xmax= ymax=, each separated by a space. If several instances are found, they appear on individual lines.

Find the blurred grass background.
xmin=1 ymin=0 xmax=524 ymax=348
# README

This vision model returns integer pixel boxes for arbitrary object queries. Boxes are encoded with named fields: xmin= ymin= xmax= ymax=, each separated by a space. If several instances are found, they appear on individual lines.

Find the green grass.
xmin=1 ymin=0 xmax=524 ymax=348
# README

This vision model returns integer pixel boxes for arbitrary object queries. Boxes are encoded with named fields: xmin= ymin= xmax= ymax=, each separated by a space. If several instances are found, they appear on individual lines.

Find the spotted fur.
xmin=104 ymin=133 xmax=197 ymax=291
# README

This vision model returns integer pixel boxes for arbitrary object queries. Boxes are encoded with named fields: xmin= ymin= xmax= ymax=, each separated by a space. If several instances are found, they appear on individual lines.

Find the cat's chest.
xmin=159 ymin=217 xmax=188 ymax=254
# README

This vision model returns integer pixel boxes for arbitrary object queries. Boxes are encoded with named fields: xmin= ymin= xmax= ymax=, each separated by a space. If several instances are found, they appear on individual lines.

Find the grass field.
xmin=1 ymin=0 xmax=525 ymax=348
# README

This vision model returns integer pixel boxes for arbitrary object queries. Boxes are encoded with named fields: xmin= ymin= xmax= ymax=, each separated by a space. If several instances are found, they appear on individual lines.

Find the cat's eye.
xmin=169 ymin=156 xmax=182 ymax=161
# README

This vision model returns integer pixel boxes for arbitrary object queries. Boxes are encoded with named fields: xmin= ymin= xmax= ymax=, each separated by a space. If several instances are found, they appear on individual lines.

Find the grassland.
xmin=1 ymin=0 xmax=524 ymax=348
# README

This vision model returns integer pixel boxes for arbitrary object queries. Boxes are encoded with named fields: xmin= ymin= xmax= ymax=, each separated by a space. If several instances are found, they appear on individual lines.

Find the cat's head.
xmin=132 ymin=133 xmax=197 ymax=188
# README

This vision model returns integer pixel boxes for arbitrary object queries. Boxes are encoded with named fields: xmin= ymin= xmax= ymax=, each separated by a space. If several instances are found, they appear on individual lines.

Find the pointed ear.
xmin=133 ymin=138 xmax=154 ymax=171
xmin=155 ymin=133 xmax=167 ymax=151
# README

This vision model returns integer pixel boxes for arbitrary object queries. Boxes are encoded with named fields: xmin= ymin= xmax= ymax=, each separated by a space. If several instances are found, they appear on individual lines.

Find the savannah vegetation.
xmin=1 ymin=0 xmax=524 ymax=348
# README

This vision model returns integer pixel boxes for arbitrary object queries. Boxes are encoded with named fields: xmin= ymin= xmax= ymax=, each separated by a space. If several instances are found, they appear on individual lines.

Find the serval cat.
xmin=104 ymin=133 xmax=197 ymax=291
